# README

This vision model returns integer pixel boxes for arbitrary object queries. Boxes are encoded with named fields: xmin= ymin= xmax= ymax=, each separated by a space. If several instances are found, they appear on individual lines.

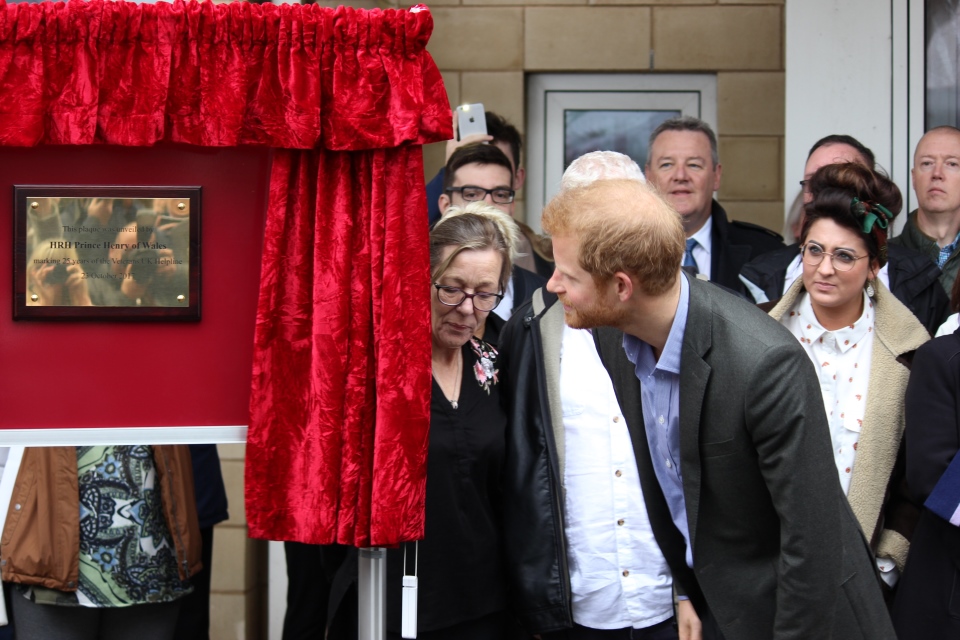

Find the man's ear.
xmin=613 ymin=271 xmax=634 ymax=302
xmin=438 ymin=193 xmax=451 ymax=216
xmin=514 ymin=167 xmax=526 ymax=192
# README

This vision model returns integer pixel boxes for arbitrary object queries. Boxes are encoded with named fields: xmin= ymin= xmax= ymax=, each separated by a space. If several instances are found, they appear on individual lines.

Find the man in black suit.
xmin=645 ymin=117 xmax=782 ymax=298
xmin=541 ymin=177 xmax=895 ymax=640
xmin=892 ymin=327 xmax=960 ymax=637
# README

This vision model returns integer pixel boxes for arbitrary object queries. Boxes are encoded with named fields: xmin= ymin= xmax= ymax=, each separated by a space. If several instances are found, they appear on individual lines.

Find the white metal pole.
xmin=358 ymin=547 xmax=387 ymax=640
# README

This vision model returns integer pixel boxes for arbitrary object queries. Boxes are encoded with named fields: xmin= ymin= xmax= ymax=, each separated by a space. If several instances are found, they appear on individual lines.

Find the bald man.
xmin=891 ymin=126 xmax=960 ymax=296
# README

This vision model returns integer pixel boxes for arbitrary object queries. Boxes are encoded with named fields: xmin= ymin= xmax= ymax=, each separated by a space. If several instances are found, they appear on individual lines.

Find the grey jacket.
xmin=595 ymin=274 xmax=895 ymax=640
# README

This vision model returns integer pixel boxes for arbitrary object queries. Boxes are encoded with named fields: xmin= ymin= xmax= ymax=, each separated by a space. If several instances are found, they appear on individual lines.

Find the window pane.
xmin=926 ymin=0 xmax=960 ymax=128
xmin=563 ymin=110 xmax=681 ymax=170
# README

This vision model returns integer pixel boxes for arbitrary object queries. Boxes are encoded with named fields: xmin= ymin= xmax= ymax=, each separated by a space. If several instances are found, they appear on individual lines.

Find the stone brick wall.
xmin=210 ymin=444 xmax=267 ymax=640
xmin=417 ymin=0 xmax=787 ymax=233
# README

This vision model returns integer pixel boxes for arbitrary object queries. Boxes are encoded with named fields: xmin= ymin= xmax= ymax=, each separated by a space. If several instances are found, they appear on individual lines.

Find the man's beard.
xmin=559 ymin=294 xmax=627 ymax=330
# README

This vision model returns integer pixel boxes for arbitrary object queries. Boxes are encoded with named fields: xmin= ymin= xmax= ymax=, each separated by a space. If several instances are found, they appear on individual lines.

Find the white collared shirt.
xmin=937 ymin=313 xmax=960 ymax=337
xmin=782 ymin=291 xmax=875 ymax=495
xmin=687 ymin=216 xmax=713 ymax=280
xmin=781 ymin=290 xmax=901 ymax=584
xmin=559 ymin=324 xmax=673 ymax=630
xmin=492 ymin=277 xmax=514 ymax=321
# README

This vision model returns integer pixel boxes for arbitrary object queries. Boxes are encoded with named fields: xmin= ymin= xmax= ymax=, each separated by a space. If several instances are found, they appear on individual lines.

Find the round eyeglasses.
xmin=801 ymin=243 xmax=868 ymax=272
xmin=445 ymin=186 xmax=515 ymax=205
xmin=434 ymin=284 xmax=503 ymax=311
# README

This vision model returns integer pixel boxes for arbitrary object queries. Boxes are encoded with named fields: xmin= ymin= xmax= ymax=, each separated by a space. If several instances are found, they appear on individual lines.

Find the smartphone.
xmin=456 ymin=103 xmax=487 ymax=141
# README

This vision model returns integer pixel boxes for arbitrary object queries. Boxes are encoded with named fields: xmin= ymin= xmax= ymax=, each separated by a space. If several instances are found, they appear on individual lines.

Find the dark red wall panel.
xmin=0 ymin=145 xmax=271 ymax=428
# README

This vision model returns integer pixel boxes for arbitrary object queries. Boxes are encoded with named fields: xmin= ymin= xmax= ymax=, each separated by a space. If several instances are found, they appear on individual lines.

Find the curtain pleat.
xmin=246 ymin=147 xmax=431 ymax=547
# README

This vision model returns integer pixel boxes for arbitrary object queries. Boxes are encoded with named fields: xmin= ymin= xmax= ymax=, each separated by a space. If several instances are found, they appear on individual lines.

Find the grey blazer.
xmin=595 ymin=274 xmax=895 ymax=640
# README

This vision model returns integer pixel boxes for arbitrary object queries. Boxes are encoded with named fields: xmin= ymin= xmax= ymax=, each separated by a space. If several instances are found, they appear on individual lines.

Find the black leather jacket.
xmin=498 ymin=289 xmax=574 ymax=634
xmin=739 ymin=242 xmax=949 ymax=336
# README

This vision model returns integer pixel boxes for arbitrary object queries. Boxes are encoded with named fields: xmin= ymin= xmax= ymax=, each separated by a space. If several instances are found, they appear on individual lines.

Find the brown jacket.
xmin=0 ymin=445 xmax=202 ymax=591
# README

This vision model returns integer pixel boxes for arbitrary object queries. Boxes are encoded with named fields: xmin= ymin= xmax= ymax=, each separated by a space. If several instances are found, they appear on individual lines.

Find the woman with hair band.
xmin=767 ymin=162 xmax=929 ymax=602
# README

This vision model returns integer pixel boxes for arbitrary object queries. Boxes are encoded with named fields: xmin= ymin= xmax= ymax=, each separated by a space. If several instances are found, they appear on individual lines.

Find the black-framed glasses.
xmin=445 ymin=186 xmax=515 ymax=205
xmin=801 ymin=242 xmax=868 ymax=272
xmin=434 ymin=284 xmax=503 ymax=311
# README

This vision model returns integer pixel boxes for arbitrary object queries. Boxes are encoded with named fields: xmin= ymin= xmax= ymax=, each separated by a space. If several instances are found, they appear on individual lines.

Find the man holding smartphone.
xmin=426 ymin=109 xmax=524 ymax=226
xmin=427 ymin=109 xmax=554 ymax=278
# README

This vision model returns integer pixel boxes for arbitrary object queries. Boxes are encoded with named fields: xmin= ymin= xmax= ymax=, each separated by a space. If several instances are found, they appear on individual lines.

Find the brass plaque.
xmin=14 ymin=187 xmax=201 ymax=320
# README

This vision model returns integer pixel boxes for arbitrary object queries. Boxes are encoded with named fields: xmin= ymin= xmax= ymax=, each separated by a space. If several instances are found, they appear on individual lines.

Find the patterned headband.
xmin=851 ymin=197 xmax=893 ymax=263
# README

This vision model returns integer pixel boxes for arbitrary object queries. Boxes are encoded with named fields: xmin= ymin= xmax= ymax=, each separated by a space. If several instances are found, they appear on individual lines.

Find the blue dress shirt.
xmin=622 ymin=275 xmax=694 ymax=568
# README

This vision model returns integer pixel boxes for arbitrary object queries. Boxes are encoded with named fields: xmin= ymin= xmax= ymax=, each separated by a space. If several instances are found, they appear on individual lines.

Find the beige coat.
xmin=770 ymin=278 xmax=929 ymax=570
xmin=0 ymin=445 xmax=202 ymax=591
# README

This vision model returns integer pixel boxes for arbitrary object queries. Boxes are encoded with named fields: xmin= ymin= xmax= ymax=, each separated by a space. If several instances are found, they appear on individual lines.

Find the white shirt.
xmin=492 ymin=277 xmax=514 ymax=322
xmin=559 ymin=324 xmax=673 ymax=630
xmin=782 ymin=291 xmax=874 ymax=494
xmin=937 ymin=312 xmax=959 ymax=337
xmin=687 ymin=216 xmax=713 ymax=280
xmin=781 ymin=254 xmax=803 ymax=296
xmin=781 ymin=290 xmax=900 ymax=584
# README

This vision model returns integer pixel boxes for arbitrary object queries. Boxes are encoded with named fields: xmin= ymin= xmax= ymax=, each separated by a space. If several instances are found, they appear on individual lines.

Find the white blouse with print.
xmin=781 ymin=291 xmax=875 ymax=496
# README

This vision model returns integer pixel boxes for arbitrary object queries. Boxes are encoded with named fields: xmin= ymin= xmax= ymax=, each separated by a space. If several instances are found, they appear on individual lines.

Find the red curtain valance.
xmin=0 ymin=0 xmax=451 ymax=150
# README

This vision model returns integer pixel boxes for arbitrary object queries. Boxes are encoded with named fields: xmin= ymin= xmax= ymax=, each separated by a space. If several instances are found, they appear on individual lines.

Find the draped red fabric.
xmin=246 ymin=148 xmax=432 ymax=547
xmin=0 ymin=0 xmax=450 ymax=149
xmin=0 ymin=0 xmax=449 ymax=546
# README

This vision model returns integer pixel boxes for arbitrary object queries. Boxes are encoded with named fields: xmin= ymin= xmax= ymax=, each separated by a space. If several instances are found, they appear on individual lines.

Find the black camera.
xmin=129 ymin=248 xmax=159 ymax=284
xmin=45 ymin=263 xmax=69 ymax=285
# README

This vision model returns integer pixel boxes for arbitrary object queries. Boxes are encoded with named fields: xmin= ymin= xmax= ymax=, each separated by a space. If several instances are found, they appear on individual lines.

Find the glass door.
xmin=526 ymin=73 xmax=717 ymax=232
xmin=926 ymin=0 xmax=960 ymax=127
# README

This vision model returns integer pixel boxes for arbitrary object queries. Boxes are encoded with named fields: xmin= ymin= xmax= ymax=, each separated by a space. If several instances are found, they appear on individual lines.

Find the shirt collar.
xmin=795 ymin=289 xmax=873 ymax=354
xmin=905 ymin=210 xmax=960 ymax=251
xmin=623 ymin=273 xmax=689 ymax=375
xmin=943 ymin=229 xmax=960 ymax=253
xmin=688 ymin=215 xmax=713 ymax=256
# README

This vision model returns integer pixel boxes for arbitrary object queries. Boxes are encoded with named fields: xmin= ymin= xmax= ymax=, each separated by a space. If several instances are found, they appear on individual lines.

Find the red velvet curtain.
xmin=247 ymin=148 xmax=432 ymax=546
xmin=0 ymin=0 xmax=449 ymax=150
xmin=0 ymin=0 xmax=449 ymax=547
